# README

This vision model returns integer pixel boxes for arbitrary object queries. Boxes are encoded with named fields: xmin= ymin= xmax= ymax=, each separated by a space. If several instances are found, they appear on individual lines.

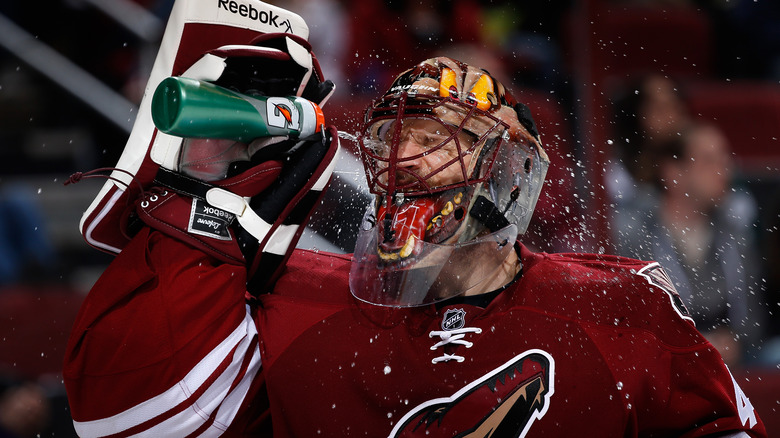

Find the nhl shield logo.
xmin=442 ymin=308 xmax=466 ymax=331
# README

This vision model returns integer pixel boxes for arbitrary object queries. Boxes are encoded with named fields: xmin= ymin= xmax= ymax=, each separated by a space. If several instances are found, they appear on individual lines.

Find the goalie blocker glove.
xmin=71 ymin=7 xmax=337 ymax=287
xmin=137 ymin=125 xmax=339 ymax=290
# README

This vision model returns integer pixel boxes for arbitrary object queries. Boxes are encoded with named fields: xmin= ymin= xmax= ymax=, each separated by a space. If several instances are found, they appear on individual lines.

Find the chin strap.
xmin=514 ymin=102 xmax=541 ymax=142
xmin=469 ymin=195 xmax=511 ymax=233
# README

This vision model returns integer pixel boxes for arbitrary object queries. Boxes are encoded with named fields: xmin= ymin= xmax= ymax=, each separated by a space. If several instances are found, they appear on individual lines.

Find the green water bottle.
xmin=151 ymin=76 xmax=325 ymax=142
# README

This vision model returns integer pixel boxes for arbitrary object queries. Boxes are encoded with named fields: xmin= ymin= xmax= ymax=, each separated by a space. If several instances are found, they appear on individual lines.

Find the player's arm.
xmin=64 ymin=227 xmax=265 ymax=437
xmin=663 ymin=341 xmax=764 ymax=437
xmin=63 ymin=19 xmax=337 ymax=438
xmin=604 ymin=262 xmax=768 ymax=437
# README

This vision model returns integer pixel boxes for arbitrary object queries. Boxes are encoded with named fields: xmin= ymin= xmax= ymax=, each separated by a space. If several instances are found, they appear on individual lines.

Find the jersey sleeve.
xmin=634 ymin=337 xmax=763 ymax=437
xmin=63 ymin=227 xmax=268 ymax=437
xmin=584 ymin=261 xmax=767 ymax=437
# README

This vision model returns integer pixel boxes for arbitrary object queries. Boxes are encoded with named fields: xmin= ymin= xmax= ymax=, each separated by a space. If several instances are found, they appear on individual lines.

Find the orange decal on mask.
xmin=439 ymin=68 xmax=459 ymax=99
xmin=466 ymin=74 xmax=495 ymax=111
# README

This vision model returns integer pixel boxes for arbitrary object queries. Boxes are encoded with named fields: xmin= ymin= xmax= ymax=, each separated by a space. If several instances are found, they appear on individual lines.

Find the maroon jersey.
xmin=63 ymin=228 xmax=270 ymax=437
xmin=259 ymin=245 xmax=766 ymax=437
xmin=64 ymin=229 xmax=765 ymax=437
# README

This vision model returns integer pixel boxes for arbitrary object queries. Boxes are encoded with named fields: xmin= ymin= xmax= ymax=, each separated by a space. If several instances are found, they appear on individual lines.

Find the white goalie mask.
xmin=350 ymin=57 xmax=550 ymax=307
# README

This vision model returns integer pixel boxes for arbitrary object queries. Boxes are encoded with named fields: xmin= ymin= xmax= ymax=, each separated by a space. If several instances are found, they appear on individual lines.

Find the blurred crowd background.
xmin=1 ymin=0 xmax=779 ymax=436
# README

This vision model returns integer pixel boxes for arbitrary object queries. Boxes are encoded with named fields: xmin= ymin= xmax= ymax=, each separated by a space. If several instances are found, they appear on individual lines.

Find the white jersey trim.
xmin=73 ymin=305 xmax=260 ymax=437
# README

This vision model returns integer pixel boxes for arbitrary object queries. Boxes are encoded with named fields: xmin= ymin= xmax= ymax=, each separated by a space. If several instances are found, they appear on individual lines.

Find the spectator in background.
xmin=0 ymin=381 xmax=51 ymax=438
xmin=607 ymin=74 xmax=692 ymax=207
xmin=612 ymin=122 xmax=766 ymax=367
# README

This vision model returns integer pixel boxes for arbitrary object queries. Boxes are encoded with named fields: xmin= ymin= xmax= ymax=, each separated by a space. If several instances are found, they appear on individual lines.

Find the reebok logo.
xmin=188 ymin=198 xmax=235 ymax=241
xmin=217 ymin=0 xmax=293 ymax=33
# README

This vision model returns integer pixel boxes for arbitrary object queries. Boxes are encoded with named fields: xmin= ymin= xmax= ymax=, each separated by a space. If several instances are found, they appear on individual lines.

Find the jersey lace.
xmin=429 ymin=327 xmax=482 ymax=363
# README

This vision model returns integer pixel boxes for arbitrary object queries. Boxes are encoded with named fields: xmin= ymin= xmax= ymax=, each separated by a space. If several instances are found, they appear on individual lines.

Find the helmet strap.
xmin=514 ymin=103 xmax=541 ymax=140
xmin=469 ymin=195 xmax=511 ymax=233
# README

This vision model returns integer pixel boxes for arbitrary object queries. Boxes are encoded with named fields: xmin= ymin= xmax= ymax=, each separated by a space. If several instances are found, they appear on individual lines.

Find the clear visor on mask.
xmin=349 ymin=204 xmax=518 ymax=307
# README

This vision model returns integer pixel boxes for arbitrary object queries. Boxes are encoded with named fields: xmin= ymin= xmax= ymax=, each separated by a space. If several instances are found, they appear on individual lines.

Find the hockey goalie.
xmin=63 ymin=0 xmax=767 ymax=436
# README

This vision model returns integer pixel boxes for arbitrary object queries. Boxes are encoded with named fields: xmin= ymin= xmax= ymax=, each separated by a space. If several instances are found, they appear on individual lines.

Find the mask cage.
xmin=358 ymin=92 xmax=510 ymax=199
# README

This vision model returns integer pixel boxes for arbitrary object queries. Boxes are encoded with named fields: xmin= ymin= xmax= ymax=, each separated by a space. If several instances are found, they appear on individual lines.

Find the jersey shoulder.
xmin=272 ymin=248 xmax=352 ymax=302
xmin=517 ymin=246 xmax=696 ymax=342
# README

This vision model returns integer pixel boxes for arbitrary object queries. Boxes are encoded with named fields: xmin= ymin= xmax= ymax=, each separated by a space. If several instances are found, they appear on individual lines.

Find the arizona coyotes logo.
xmin=389 ymin=350 xmax=554 ymax=438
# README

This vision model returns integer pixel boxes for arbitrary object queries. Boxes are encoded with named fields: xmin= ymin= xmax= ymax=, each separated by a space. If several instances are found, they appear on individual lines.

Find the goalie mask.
xmin=349 ymin=57 xmax=549 ymax=307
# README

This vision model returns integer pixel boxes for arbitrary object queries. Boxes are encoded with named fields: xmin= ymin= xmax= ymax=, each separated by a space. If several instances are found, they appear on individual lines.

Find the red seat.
xmin=581 ymin=5 xmax=713 ymax=82
xmin=325 ymin=96 xmax=373 ymax=155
